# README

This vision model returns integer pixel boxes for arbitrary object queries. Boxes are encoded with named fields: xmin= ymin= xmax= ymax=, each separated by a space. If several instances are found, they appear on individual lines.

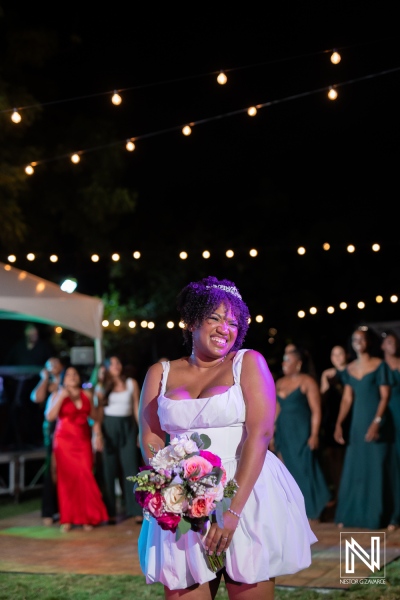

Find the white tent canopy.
xmin=0 ymin=261 xmax=103 ymax=363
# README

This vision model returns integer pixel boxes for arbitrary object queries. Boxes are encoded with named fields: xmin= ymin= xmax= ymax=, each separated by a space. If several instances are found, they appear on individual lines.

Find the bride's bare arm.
xmin=138 ymin=362 xmax=167 ymax=464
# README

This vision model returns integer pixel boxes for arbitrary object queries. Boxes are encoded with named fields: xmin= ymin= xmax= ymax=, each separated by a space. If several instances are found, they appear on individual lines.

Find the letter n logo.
xmin=345 ymin=536 xmax=380 ymax=573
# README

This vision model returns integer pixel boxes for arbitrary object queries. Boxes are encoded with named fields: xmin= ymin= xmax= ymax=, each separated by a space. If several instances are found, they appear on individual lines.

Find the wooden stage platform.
xmin=1 ymin=508 xmax=400 ymax=591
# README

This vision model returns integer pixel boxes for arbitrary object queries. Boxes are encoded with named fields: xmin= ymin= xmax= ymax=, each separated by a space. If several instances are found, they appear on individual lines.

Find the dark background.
xmin=0 ymin=2 xmax=399 ymax=382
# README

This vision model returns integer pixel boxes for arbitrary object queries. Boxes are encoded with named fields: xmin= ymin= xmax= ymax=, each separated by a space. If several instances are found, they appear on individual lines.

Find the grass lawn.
xmin=1 ymin=493 xmax=400 ymax=599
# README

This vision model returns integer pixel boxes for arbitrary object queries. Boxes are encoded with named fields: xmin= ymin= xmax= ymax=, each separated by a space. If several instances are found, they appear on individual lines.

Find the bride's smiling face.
xmin=192 ymin=302 xmax=239 ymax=358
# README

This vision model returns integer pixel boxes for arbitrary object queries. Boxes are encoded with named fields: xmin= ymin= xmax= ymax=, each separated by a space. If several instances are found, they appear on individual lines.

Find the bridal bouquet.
xmin=127 ymin=431 xmax=239 ymax=572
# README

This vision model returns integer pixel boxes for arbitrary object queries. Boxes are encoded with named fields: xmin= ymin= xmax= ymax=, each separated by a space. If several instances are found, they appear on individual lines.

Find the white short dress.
xmin=138 ymin=349 xmax=317 ymax=590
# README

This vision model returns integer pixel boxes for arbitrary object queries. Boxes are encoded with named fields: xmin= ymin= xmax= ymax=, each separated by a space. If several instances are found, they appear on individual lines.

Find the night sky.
xmin=1 ymin=2 xmax=399 ymax=375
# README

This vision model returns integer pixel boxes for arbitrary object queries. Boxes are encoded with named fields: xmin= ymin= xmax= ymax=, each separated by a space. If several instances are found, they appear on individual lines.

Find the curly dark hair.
xmin=176 ymin=275 xmax=251 ymax=352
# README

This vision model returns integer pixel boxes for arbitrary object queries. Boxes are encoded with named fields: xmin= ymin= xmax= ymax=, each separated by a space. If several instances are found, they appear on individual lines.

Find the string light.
xmin=217 ymin=71 xmax=228 ymax=85
xmin=126 ymin=139 xmax=135 ymax=151
xmin=71 ymin=153 xmax=80 ymax=164
xmin=327 ymin=87 xmax=338 ymax=100
xmin=247 ymin=106 xmax=257 ymax=116
xmin=18 ymin=64 xmax=400 ymax=175
xmin=2 ymin=242 xmax=390 ymax=266
xmin=11 ymin=109 xmax=21 ymax=123
xmin=111 ymin=91 xmax=122 ymax=105
xmin=330 ymin=51 xmax=341 ymax=64
xmin=25 ymin=165 xmax=34 ymax=175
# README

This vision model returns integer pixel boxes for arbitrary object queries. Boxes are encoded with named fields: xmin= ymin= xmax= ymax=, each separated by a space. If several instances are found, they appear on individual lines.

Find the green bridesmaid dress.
xmin=334 ymin=361 xmax=400 ymax=529
xmin=275 ymin=387 xmax=331 ymax=519
xmin=388 ymin=367 xmax=400 ymax=461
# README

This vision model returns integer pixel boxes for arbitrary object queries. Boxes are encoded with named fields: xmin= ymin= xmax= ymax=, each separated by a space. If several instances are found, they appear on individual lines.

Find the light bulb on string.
xmin=330 ymin=51 xmax=341 ymax=65
xmin=217 ymin=71 xmax=227 ymax=85
xmin=247 ymin=106 xmax=257 ymax=117
xmin=71 ymin=153 xmax=81 ymax=164
xmin=182 ymin=125 xmax=192 ymax=136
xmin=328 ymin=87 xmax=338 ymax=100
xmin=11 ymin=109 xmax=22 ymax=123
xmin=111 ymin=90 xmax=122 ymax=105
xmin=126 ymin=139 xmax=135 ymax=151
xmin=25 ymin=165 xmax=34 ymax=175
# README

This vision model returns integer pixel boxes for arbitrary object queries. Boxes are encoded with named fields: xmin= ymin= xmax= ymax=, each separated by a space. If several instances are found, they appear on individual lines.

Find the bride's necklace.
xmin=189 ymin=354 xmax=226 ymax=369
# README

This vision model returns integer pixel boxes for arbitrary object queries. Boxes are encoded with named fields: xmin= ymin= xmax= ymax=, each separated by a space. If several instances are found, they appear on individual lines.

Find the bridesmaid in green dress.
xmin=273 ymin=344 xmax=331 ymax=521
xmin=334 ymin=327 xmax=400 ymax=530
xmin=381 ymin=329 xmax=400 ymax=462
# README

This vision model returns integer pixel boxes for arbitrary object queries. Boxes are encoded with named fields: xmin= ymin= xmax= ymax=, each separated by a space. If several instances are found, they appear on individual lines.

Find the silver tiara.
xmin=207 ymin=284 xmax=242 ymax=299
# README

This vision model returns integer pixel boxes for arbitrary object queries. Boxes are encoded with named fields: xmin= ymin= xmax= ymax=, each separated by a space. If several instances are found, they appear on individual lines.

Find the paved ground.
xmin=0 ymin=509 xmax=399 ymax=590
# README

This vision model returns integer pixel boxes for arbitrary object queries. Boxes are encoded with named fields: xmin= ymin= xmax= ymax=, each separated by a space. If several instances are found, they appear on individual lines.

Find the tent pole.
xmin=94 ymin=338 xmax=103 ymax=365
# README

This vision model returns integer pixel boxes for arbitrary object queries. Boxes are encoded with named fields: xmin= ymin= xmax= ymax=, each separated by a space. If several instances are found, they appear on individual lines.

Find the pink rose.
xmin=157 ymin=512 xmax=181 ymax=532
xmin=182 ymin=455 xmax=213 ymax=481
xmin=147 ymin=492 xmax=165 ymax=517
xmin=199 ymin=450 xmax=221 ymax=468
xmin=188 ymin=496 xmax=215 ymax=518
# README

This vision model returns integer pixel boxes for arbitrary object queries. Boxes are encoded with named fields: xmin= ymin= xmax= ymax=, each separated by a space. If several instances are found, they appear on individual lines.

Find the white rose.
xmin=183 ymin=439 xmax=198 ymax=454
xmin=150 ymin=446 xmax=176 ymax=470
xmin=171 ymin=443 xmax=187 ymax=459
xmin=163 ymin=484 xmax=188 ymax=514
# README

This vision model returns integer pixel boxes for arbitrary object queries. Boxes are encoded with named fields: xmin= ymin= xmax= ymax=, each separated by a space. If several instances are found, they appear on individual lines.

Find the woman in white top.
xmin=96 ymin=356 xmax=143 ymax=524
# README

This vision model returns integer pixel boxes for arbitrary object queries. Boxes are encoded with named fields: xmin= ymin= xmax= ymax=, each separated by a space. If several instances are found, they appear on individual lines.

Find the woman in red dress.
xmin=45 ymin=366 xmax=108 ymax=531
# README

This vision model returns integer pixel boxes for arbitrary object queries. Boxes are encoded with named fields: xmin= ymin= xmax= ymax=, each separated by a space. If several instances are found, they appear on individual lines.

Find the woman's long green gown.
xmin=275 ymin=387 xmax=331 ymax=520
xmin=334 ymin=361 xmax=400 ymax=529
